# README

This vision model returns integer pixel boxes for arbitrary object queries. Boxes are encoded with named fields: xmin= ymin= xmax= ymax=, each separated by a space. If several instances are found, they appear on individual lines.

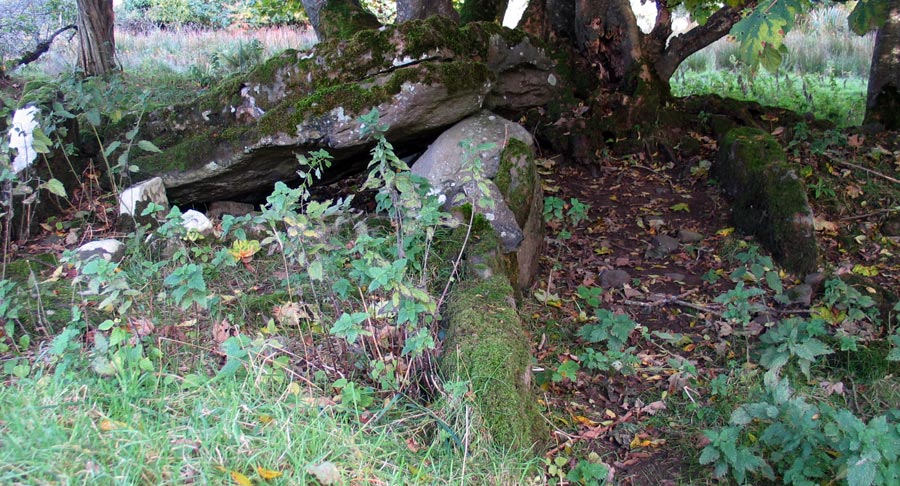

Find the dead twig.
xmin=834 ymin=159 xmax=900 ymax=185
xmin=622 ymin=289 xmax=722 ymax=316
xmin=839 ymin=206 xmax=900 ymax=222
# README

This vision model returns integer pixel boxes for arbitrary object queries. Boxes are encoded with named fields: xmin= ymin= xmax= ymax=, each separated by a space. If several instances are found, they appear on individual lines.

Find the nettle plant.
xmin=701 ymin=374 xmax=900 ymax=486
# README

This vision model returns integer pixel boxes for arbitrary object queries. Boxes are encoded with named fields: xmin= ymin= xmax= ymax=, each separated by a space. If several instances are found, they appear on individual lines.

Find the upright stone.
xmin=714 ymin=127 xmax=818 ymax=274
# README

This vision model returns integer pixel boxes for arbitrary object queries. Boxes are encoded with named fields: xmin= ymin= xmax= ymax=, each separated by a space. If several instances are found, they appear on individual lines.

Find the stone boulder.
xmin=714 ymin=127 xmax=818 ymax=274
xmin=131 ymin=17 xmax=558 ymax=205
xmin=411 ymin=111 xmax=543 ymax=289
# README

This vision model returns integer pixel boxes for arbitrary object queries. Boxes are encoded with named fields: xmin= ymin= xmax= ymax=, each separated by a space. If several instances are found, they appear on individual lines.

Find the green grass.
xmin=19 ymin=24 xmax=317 ymax=104
xmin=0 ymin=357 xmax=540 ymax=485
xmin=672 ymin=5 xmax=874 ymax=127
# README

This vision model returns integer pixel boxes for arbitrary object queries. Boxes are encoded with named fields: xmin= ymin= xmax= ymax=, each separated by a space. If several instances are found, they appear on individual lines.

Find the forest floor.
xmin=527 ymin=123 xmax=900 ymax=484
xmin=2 ymin=110 xmax=899 ymax=484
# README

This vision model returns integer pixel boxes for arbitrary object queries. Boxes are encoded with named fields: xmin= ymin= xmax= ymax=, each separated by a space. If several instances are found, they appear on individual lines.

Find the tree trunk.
xmin=460 ymin=0 xmax=509 ymax=23
xmin=396 ymin=0 xmax=459 ymax=23
xmin=864 ymin=0 xmax=900 ymax=129
xmin=75 ymin=0 xmax=117 ymax=76
xmin=300 ymin=0 xmax=381 ymax=41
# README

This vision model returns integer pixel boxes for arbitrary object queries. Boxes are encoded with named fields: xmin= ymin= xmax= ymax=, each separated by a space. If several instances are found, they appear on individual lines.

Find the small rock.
xmin=207 ymin=201 xmax=255 ymax=220
xmin=182 ymin=210 xmax=213 ymax=236
xmin=599 ymin=269 xmax=631 ymax=288
xmin=119 ymin=177 xmax=168 ymax=217
xmin=76 ymin=239 xmax=125 ymax=263
xmin=645 ymin=234 xmax=680 ymax=259
xmin=751 ymin=310 xmax=778 ymax=326
xmin=881 ymin=215 xmax=900 ymax=237
xmin=786 ymin=284 xmax=813 ymax=306
xmin=804 ymin=272 xmax=826 ymax=291
xmin=665 ymin=272 xmax=686 ymax=282
xmin=677 ymin=229 xmax=704 ymax=244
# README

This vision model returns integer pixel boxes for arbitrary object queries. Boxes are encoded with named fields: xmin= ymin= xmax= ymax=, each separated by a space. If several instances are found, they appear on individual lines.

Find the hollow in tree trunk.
xmin=865 ymin=0 xmax=900 ymax=129
xmin=75 ymin=0 xmax=118 ymax=76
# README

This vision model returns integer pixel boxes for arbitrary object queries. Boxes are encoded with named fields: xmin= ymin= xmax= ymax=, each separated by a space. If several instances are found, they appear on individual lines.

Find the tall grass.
xmin=20 ymin=24 xmax=317 ymax=104
xmin=0 ymin=359 xmax=541 ymax=484
xmin=673 ymin=5 xmax=874 ymax=126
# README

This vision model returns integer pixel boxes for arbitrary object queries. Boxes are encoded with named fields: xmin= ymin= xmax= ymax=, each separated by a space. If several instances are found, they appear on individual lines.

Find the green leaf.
xmin=103 ymin=140 xmax=122 ymax=158
xmin=731 ymin=0 xmax=807 ymax=70
xmin=847 ymin=456 xmax=877 ymax=486
xmin=31 ymin=128 xmax=52 ymax=153
xmin=137 ymin=140 xmax=163 ymax=153
xmin=848 ymin=0 xmax=890 ymax=35
xmin=40 ymin=178 xmax=67 ymax=198
xmin=85 ymin=109 xmax=101 ymax=127
xmin=699 ymin=445 xmax=720 ymax=465
xmin=308 ymin=260 xmax=324 ymax=281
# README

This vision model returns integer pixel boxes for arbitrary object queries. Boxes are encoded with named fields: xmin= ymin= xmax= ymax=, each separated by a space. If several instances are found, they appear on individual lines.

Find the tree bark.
xmin=396 ymin=0 xmax=459 ymax=23
xmin=654 ymin=3 xmax=755 ymax=82
xmin=865 ymin=0 xmax=900 ymax=129
xmin=75 ymin=0 xmax=118 ymax=76
xmin=460 ymin=0 xmax=509 ymax=23
xmin=300 ymin=0 xmax=381 ymax=41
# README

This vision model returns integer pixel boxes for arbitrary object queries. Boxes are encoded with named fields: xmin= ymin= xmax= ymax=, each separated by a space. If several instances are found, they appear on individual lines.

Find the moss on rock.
xmin=495 ymin=138 xmax=537 ymax=227
xmin=714 ymin=127 xmax=818 ymax=274
xmin=442 ymin=273 xmax=543 ymax=448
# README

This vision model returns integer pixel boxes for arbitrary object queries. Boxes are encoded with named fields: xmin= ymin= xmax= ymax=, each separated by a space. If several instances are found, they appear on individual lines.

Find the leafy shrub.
xmin=702 ymin=375 xmax=900 ymax=486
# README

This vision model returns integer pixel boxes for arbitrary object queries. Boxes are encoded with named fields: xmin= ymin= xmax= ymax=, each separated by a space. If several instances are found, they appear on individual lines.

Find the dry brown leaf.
xmin=213 ymin=319 xmax=235 ymax=344
xmin=129 ymin=317 xmax=155 ymax=338
xmin=305 ymin=462 xmax=340 ymax=485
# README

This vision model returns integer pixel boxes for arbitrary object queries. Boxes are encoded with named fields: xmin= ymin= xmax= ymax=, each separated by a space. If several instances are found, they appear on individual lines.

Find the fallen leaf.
xmin=230 ymin=470 xmax=253 ymax=486
xmin=256 ymin=466 xmax=283 ymax=479
xmin=306 ymin=462 xmax=340 ymax=485
xmin=848 ymin=134 xmax=864 ymax=147
xmin=814 ymin=217 xmax=838 ymax=232
xmin=771 ymin=126 xmax=785 ymax=136
xmin=669 ymin=203 xmax=689 ymax=212
xmin=99 ymin=419 xmax=126 ymax=431
xmin=716 ymin=227 xmax=735 ymax=237
xmin=213 ymin=319 xmax=235 ymax=344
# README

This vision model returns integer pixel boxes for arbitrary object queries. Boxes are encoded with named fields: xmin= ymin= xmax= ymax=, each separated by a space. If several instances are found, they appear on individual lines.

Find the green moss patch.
xmin=441 ymin=274 xmax=543 ymax=448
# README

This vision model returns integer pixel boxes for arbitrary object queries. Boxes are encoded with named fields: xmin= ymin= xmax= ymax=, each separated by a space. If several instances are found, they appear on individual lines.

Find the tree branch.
xmin=654 ymin=2 xmax=757 ymax=82
xmin=9 ymin=24 xmax=77 ymax=70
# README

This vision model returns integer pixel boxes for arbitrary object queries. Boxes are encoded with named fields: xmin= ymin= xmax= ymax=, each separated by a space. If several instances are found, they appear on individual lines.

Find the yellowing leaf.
xmin=670 ymin=203 xmax=689 ymax=212
xmin=99 ymin=419 xmax=126 ymax=431
xmin=256 ymin=466 xmax=283 ymax=479
xmin=258 ymin=414 xmax=274 ymax=425
xmin=573 ymin=415 xmax=600 ymax=427
xmin=594 ymin=247 xmax=613 ymax=255
xmin=852 ymin=264 xmax=878 ymax=277
xmin=286 ymin=382 xmax=301 ymax=395
xmin=716 ymin=227 xmax=735 ymax=237
xmin=230 ymin=470 xmax=254 ymax=486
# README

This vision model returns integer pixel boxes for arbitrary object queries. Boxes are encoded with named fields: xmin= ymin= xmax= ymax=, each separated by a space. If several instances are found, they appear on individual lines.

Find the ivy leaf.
xmin=848 ymin=0 xmax=890 ymax=35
